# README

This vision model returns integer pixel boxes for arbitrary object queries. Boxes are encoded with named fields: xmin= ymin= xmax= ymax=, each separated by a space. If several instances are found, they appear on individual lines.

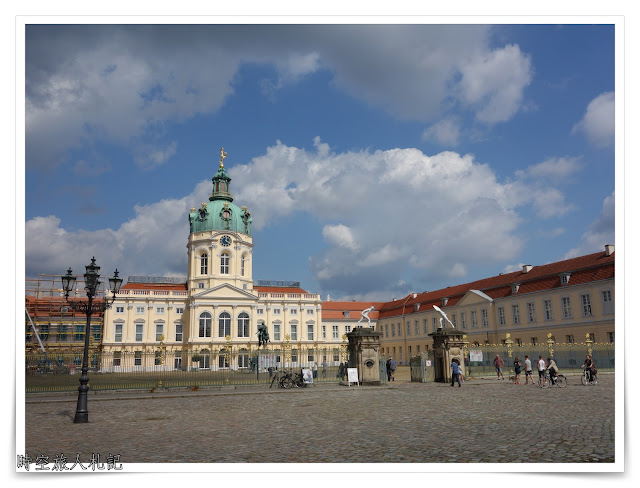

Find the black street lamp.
xmin=61 ymin=257 xmax=122 ymax=423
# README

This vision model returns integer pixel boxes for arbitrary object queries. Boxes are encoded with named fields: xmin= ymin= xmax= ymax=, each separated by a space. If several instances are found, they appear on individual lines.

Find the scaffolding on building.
xmin=25 ymin=274 xmax=106 ymax=353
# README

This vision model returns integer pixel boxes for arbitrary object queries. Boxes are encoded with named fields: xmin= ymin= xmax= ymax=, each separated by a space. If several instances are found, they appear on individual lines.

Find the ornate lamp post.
xmin=61 ymin=257 xmax=122 ymax=423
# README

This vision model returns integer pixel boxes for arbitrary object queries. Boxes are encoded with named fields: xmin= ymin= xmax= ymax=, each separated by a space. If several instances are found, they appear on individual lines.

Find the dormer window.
xmin=442 ymin=297 xmax=449 ymax=307
xmin=511 ymin=283 xmax=520 ymax=294
xmin=561 ymin=273 xmax=571 ymax=285
xmin=343 ymin=311 xmax=350 ymax=318
xmin=414 ymin=303 xmax=420 ymax=312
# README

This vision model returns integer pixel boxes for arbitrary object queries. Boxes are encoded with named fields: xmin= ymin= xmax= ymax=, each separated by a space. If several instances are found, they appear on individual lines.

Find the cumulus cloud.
xmin=25 ymin=139 xmax=581 ymax=298
xmin=564 ymin=191 xmax=615 ymax=258
xmin=572 ymin=91 xmax=615 ymax=147
xmin=26 ymin=25 xmax=533 ymax=170
xmin=422 ymin=117 xmax=461 ymax=146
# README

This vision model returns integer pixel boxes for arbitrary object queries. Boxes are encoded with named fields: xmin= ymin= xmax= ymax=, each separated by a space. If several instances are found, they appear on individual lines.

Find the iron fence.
xmin=25 ymin=347 xmax=357 ymax=393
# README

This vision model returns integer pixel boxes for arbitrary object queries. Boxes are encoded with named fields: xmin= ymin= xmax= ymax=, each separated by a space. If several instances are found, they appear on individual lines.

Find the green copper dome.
xmin=188 ymin=149 xmax=252 ymax=235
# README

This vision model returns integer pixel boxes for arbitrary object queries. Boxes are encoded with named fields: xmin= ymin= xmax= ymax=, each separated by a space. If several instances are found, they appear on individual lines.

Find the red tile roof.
xmin=321 ymin=301 xmax=383 ymax=320
xmin=375 ymin=250 xmax=614 ymax=319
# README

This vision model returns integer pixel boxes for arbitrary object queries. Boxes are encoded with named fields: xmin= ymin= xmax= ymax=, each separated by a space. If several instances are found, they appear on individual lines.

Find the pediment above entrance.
xmin=191 ymin=283 xmax=259 ymax=301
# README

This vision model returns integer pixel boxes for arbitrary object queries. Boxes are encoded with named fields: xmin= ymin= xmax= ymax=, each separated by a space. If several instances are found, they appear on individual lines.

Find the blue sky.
xmin=23 ymin=22 xmax=617 ymax=300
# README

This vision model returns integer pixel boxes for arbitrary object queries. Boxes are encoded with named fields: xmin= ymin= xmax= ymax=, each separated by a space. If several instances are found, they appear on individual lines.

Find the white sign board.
xmin=301 ymin=368 xmax=313 ymax=384
xmin=347 ymin=368 xmax=359 ymax=385
xmin=425 ymin=360 xmax=432 ymax=367
xmin=258 ymin=354 xmax=277 ymax=369
xmin=469 ymin=350 xmax=483 ymax=362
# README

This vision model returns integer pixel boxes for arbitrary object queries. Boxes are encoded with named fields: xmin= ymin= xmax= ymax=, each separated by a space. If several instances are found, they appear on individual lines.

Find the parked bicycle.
xmin=581 ymin=368 xmax=598 ymax=386
xmin=539 ymin=370 xmax=567 ymax=388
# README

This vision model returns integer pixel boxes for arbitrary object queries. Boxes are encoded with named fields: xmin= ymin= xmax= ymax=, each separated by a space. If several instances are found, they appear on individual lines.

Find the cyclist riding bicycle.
xmin=582 ymin=354 xmax=596 ymax=383
xmin=546 ymin=357 xmax=559 ymax=385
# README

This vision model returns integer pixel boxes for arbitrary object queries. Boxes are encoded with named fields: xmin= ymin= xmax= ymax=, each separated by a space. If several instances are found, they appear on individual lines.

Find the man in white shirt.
xmin=537 ymin=355 xmax=546 ymax=386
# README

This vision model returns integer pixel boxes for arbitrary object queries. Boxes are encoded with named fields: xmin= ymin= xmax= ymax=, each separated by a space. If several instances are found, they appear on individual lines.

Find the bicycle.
xmin=580 ymin=368 xmax=598 ymax=386
xmin=269 ymin=370 xmax=295 ymax=389
xmin=292 ymin=370 xmax=309 ymax=388
xmin=539 ymin=370 xmax=567 ymax=388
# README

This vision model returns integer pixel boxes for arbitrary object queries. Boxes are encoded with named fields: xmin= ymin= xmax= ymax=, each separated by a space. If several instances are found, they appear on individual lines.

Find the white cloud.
xmin=422 ymin=117 xmax=461 ymax=146
xmin=564 ymin=191 xmax=615 ymax=258
xmin=322 ymin=224 xmax=359 ymax=251
xmin=26 ymin=25 xmax=534 ymax=170
xmin=457 ymin=44 xmax=532 ymax=123
xmin=572 ymin=91 xmax=615 ymax=147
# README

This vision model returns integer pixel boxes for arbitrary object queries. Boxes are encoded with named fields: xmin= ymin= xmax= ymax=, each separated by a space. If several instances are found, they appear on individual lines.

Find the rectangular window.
xmin=451 ymin=314 xmax=457 ymax=328
xmin=481 ymin=309 xmax=489 ymax=328
xmin=391 ymin=323 xmax=396 ymax=337
xmin=527 ymin=302 xmax=535 ymax=323
xmin=273 ymin=308 xmax=281 ymax=315
xmin=345 ymin=325 xmax=352 ymax=334
xmin=59 ymin=324 xmax=67 ymax=342
xmin=581 ymin=294 xmax=593 ymax=317
xmin=608 ymin=332 xmax=615 ymax=343
xmin=587 ymin=333 xmax=595 ymax=342
xmin=544 ymin=299 xmax=553 ymax=320
xmin=406 ymin=322 xmax=411 ymax=336
xmin=197 ymin=282 xmax=205 ymax=289
xmin=385 ymin=324 xmax=389 ymax=338
xmin=290 ymin=308 xmax=298 ymax=315
xmin=307 ymin=309 xmax=314 ymax=315
xmin=136 ymin=306 xmax=145 ymax=314
xmin=415 ymin=320 xmax=419 ymax=336
xmin=471 ymin=310 xmax=478 ymax=328
xmin=175 ymin=324 xmax=183 ymax=342
xmin=322 ymin=325 xmax=327 ymax=339
xmin=460 ymin=312 xmax=466 ymax=329
xmin=566 ymin=334 xmax=575 ymax=344
xmin=515 ymin=338 xmax=522 ymax=346
xmin=257 ymin=308 xmax=264 ymax=315
xmin=113 ymin=351 xmax=121 ymax=367
xmin=531 ymin=337 xmax=538 ymax=346
xmin=332 ymin=325 xmax=339 ymax=339
xmin=156 ymin=307 xmax=165 ymax=314
xmin=290 ymin=324 xmax=298 ymax=341
xmin=291 ymin=349 xmax=298 ymax=363
xmin=432 ymin=316 xmax=437 ymax=332
xmin=156 ymin=324 xmax=163 ymax=341
xmin=562 ymin=297 xmax=572 ymax=319
xmin=114 ymin=324 xmax=123 ymax=342
xmin=176 ymin=307 xmax=184 ymax=314
xmin=273 ymin=324 xmax=281 ymax=341
xmin=308 ymin=353 xmax=314 ymax=362
xmin=135 ymin=323 xmax=143 ymax=342
xmin=498 ymin=306 xmax=506 ymax=326
xmin=307 ymin=324 xmax=314 ymax=341
xmin=423 ymin=319 xmax=428 ymax=334
xmin=601 ymin=290 xmax=613 ymax=314
xmin=511 ymin=304 xmax=520 ymax=324
xmin=220 ymin=254 xmax=229 ymax=274
xmin=134 ymin=351 xmax=142 ymax=366
xmin=115 ymin=306 xmax=124 ymax=313
xmin=333 ymin=353 xmax=339 ymax=362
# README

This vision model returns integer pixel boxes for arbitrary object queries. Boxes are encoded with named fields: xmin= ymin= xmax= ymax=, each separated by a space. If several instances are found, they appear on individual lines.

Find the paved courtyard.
xmin=22 ymin=373 xmax=615 ymax=466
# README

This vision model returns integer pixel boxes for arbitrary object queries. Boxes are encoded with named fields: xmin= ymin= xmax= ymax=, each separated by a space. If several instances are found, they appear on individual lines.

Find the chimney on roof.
xmin=412 ymin=293 xmax=417 ymax=299
xmin=522 ymin=264 xmax=532 ymax=273
xmin=605 ymin=244 xmax=614 ymax=256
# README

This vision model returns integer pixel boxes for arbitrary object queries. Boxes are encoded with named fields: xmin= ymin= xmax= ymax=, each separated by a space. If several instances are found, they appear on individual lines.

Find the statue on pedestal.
xmin=357 ymin=305 xmax=376 ymax=326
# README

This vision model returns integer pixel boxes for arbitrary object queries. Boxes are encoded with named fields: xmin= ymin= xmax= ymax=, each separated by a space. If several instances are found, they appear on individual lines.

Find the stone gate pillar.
xmin=429 ymin=326 xmax=468 ymax=383
xmin=346 ymin=326 xmax=382 ymax=385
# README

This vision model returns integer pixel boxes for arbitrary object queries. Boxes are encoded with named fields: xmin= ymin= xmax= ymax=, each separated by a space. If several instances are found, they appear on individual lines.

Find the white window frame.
xmin=115 ymin=306 xmax=124 ymax=314
xmin=135 ymin=323 xmax=143 ymax=342
xmin=511 ymin=304 xmax=520 ymax=325
xmin=136 ymin=306 xmax=145 ymax=314
xmin=471 ymin=310 xmax=478 ymax=328
xmin=307 ymin=324 xmax=314 ymax=341
xmin=544 ymin=299 xmax=553 ymax=321
xmin=200 ymin=253 xmax=208 ymax=275
xmin=114 ymin=323 xmax=123 ymax=342
xmin=332 ymin=325 xmax=339 ymax=339
xmin=498 ymin=306 xmax=506 ymax=326
xmin=155 ymin=323 xmax=164 ymax=341
xmin=220 ymin=253 xmax=230 ymax=275
xmin=601 ymin=290 xmax=613 ymax=314
xmin=527 ymin=302 xmax=535 ymax=323
xmin=581 ymin=293 xmax=593 ymax=317
xmin=175 ymin=323 xmax=183 ymax=342
xmin=562 ymin=297 xmax=572 ymax=319
xmin=290 ymin=323 xmax=298 ymax=341
xmin=273 ymin=323 xmax=281 ymax=341
xmin=481 ymin=308 xmax=489 ymax=328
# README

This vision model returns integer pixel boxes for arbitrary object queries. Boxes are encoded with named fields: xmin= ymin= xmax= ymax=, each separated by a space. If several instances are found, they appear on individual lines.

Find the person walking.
xmin=524 ymin=355 xmax=534 ymax=384
xmin=451 ymin=358 xmax=462 ymax=387
xmin=493 ymin=354 xmax=505 ymax=380
xmin=313 ymin=362 xmax=318 ymax=379
xmin=537 ymin=355 xmax=546 ymax=386
xmin=513 ymin=357 xmax=522 ymax=385
xmin=386 ymin=356 xmax=396 ymax=381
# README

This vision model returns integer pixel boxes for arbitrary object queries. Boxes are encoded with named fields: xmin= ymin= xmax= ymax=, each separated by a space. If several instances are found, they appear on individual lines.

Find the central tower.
xmin=187 ymin=148 xmax=254 ymax=292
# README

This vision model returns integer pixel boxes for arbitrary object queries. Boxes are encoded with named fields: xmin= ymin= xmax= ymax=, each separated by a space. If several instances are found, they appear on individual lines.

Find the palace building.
xmin=28 ymin=150 xmax=615 ymax=373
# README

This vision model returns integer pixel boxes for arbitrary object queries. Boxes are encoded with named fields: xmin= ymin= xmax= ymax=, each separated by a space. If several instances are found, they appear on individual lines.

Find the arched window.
xmin=237 ymin=312 xmax=250 ymax=337
xmin=220 ymin=253 xmax=230 ymax=274
xmin=200 ymin=253 xmax=208 ymax=275
xmin=219 ymin=312 xmax=231 ymax=337
xmin=199 ymin=312 xmax=212 ymax=338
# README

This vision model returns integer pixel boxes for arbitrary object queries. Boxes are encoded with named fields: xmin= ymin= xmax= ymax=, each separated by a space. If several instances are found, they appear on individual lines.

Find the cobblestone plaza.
xmin=22 ymin=371 xmax=617 ymax=468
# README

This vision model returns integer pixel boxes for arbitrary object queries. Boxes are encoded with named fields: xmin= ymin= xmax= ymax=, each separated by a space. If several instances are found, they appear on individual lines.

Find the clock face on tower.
xmin=220 ymin=235 xmax=232 ymax=247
